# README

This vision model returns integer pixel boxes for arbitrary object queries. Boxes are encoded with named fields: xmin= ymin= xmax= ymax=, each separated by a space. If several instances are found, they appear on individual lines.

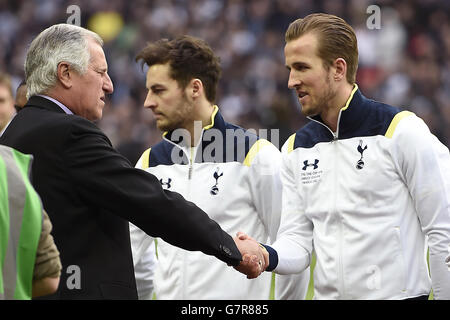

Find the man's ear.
xmin=333 ymin=58 xmax=347 ymax=82
xmin=188 ymin=78 xmax=203 ymax=100
xmin=57 ymin=62 xmax=72 ymax=89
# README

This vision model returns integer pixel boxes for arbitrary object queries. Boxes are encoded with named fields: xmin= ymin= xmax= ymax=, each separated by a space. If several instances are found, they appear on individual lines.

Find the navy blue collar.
xmin=293 ymin=86 xmax=401 ymax=150
xmin=159 ymin=107 xmax=257 ymax=164
xmin=309 ymin=87 xmax=370 ymax=139
xmin=163 ymin=106 xmax=228 ymax=146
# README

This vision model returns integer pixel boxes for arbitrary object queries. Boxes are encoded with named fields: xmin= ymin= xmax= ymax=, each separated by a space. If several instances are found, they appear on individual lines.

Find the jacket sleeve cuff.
xmin=261 ymin=244 xmax=278 ymax=272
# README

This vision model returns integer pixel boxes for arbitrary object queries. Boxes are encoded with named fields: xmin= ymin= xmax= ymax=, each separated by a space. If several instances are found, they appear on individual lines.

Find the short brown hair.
xmin=285 ymin=13 xmax=358 ymax=84
xmin=136 ymin=35 xmax=221 ymax=103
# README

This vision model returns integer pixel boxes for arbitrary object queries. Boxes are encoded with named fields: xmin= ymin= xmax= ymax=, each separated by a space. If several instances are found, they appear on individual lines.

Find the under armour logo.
xmin=356 ymin=140 xmax=368 ymax=170
xmin=159 ymin=178 xmax=172 ymax=189
xmin=302 ymin=159 xmax=319 ymax=171
xmin=210 ymin=167 xmax=223 ymax=195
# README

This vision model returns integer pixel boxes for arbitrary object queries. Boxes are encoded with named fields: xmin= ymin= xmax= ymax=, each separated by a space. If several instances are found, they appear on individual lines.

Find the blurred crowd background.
xmin=0 ymin=0 xmax=449 ymax=165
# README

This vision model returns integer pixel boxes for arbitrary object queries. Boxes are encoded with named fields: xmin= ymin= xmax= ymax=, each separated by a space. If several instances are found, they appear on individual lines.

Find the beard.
xmin=156 ymin=92 xmax=195 ymax=132
xmin=317 ymin=75 xmax=337 ymax=110
xmin=301 ymin=73 xmax=337 ymax=117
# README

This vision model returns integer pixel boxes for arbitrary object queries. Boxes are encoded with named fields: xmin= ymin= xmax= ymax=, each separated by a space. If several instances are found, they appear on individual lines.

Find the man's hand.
xmin=232 ymin=232 xmax=268 ymax=279
xmin=237 ymin=231 xmax=269 ymax=271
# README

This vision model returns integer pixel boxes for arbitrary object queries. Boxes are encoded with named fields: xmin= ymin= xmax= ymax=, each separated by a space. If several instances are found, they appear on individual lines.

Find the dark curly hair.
xmin=136 ymin=35 xmax=221 ymax=103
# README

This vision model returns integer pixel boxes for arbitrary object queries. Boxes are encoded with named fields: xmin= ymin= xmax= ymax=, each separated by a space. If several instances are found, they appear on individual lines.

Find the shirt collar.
xmin=308 ymin=84 xmax=364 ymax=138
xmin=37 ymin=95 xmax=74 ymax=115
xmin=162 ymin=105 xmax=222 ymax=143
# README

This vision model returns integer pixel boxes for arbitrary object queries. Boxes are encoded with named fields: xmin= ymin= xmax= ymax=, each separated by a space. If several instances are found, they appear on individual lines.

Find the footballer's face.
xmin=144 ymin=63 xmax=194 ymax=132
xmin=285 ymin=32 xmax=337 ymax=117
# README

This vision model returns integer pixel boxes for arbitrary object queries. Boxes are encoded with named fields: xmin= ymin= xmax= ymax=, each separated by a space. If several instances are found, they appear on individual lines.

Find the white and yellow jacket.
xmin=268 ymin=86 xmax=450 ymax=299
xmin=130 ymin=107 xmax=309 ymax=299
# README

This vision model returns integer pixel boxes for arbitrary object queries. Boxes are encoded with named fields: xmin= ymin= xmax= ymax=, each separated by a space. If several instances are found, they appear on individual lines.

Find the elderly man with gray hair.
xmin=0 ymin=23 xmax=266 ymax=299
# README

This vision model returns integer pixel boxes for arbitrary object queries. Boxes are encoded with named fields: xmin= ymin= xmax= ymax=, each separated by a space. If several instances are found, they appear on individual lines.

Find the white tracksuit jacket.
xmin=270 ymin=86 xmax=450 ymax=299
xmin=130 ymin=107 xmax=309 ymax=299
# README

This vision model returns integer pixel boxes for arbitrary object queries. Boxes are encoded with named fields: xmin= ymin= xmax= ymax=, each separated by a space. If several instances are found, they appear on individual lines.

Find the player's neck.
xmin=321 ymin=82 xmax=354 ymax=132
xmin=186 ymin=102 xmax=215 ymax=147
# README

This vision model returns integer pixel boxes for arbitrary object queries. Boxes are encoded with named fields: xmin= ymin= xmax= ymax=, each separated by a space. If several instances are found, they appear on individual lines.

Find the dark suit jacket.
xmin=0 ymin=96 xmax=241 ymax=299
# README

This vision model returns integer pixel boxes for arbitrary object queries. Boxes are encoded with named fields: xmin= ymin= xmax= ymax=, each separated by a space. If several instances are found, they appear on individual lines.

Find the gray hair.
xmin=25 ymin=24 xmax=103 ymax=99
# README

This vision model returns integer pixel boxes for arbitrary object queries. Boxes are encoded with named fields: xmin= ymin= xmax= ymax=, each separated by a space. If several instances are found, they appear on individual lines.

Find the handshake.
xmin=232 ymin=232 xmax=269 ymax=279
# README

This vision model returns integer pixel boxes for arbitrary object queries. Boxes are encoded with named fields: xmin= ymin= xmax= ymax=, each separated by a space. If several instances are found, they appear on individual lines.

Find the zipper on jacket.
xmin=333 ymin=139 xmax=346 ymax=298
xmin=188 ymin=163 xmax=193 ymax=179
xmin=308 ymin=113 xmax=340 ymax=141
xmin=330 ymin=109 xmax=345 ymax=297
xmin=182 ymin=147 xmax=196 ymax=298
xmin=182 ymin=147 xmax=195 ymax=298
xmin=336 ymin=110 xmax=346 ymax=297
xmin=309 ymin=111 xmax=345 ymax=296
xmin=188 ymin=147 xmax=194 ymax=180
xmin=329 ymin=138 xmax=344 ymax=297
xmin=162 ymin=135 xmax=195 ymax=180
xmin=162 ymin=134 xmax=202 ymax=298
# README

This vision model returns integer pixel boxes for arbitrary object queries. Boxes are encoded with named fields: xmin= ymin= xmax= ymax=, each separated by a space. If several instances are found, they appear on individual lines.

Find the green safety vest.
xmin=0 ymin=145 xmax=42 ymax=300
